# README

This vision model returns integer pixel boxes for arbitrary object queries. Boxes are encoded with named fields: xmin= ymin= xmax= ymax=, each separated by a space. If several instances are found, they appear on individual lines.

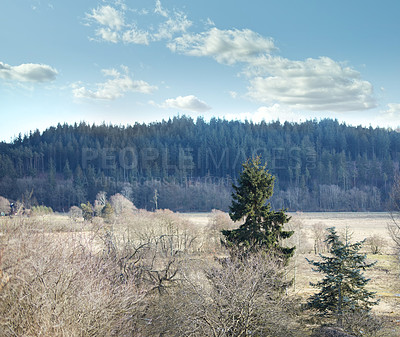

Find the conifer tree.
xmin=80 ymin=201 xmax=94 ymax=222
xmin=101 ymin=202 xmax=114 ymax=223
xmin=222 ymin=156 xmax=295 ymax=260
xmin=307 ymin=227 xmax=378 ymax=327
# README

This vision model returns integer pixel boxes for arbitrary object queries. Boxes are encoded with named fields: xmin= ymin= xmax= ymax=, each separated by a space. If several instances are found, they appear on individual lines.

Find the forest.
xmin=0 ymin=116 xmax=399 ymax=212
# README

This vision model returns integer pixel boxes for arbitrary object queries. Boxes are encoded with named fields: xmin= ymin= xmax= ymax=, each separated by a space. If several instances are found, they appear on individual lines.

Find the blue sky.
xmin=1 ymin=0 xmax=399 ymax=142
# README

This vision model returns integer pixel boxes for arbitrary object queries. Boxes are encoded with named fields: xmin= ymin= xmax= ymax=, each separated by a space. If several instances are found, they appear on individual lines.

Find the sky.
xmin=1 ymin=0 xmax=400 ymax=142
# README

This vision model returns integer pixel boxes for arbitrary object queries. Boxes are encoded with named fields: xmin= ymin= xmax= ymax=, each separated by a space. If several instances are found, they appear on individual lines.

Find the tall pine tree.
xmin=307 ymin=227 xmax=378 ymax=327
xmin=222 ymin=156 xmax=295 ymax=260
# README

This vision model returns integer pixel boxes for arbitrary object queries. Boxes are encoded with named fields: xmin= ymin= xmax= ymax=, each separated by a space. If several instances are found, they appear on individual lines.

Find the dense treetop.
xmin=0 ymin=116 xmax=399 ymax=212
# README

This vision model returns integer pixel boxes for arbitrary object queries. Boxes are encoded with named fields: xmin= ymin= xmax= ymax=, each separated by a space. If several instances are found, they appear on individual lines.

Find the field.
xmin=183 ymin=211 xmax=400 ymax=312
xmin=1 ymin=210 xmax=399 ymax=336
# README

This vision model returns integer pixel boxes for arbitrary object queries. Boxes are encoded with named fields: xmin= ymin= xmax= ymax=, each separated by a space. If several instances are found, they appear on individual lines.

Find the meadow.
xmin=0 ymin=210 xmax=399 ymax=336
xmin=183 ymin=212 xmax=400 ymax=315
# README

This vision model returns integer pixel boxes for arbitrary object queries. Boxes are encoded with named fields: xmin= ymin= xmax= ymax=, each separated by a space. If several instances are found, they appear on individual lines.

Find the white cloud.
xmin=374 ymin=103 xmax=400 ymax=127
xmin=246 ymin=56 xmax=376 ymax=112
xmin=96 ymin=27 xmax=119 ymax=43
xmin=73 ymin=67 xmax=157 ymax=100
xmin=168 ymin=28 xmax=276 ymax=65
xmin=229 ymin=91 xmax=238 ymax=99
xmin=382 ymin=103 xmax=400 ymax=117
xmin=0 ymin=61 xmax=57 ymax=82
xmin=154 ymin=12 xmax=192 ymax=41
xmin=84 ymin=3 xmax=376 ymax=114
xmin=225 ymin=104 xmax=305 ymax=124
xmin=165 ymin=21 xmax=375 ymax=113
xmin=155 ymin=0 xmax=168 ymax=17
xmin=122 ymin=27 xmax=150 ymax=45
xmin=87 ymin=5 xmax=124 ymax=30
xmin=86 ymin=1 xmax=191 ymax=45
xmin=156 ymin=95 xmax=211 ymax=112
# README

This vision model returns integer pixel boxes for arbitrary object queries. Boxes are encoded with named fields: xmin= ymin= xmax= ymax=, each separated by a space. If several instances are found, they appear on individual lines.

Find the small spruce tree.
xmin=101 ymin=202 xmax=114 ymax=223
xmin=80 ymin=202 xmax=94 ymax=222
xmin=307 ymin=227 xmax=378 ymax=327
xmin=222 ymin=156 xmax=295 ymax=260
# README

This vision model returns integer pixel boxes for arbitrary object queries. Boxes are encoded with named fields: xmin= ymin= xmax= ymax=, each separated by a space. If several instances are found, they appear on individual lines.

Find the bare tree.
xmin=68 ymin=205 xmax=82 ymax=222
xmin=0 ymin=223 xmax=147 ymax=336
xmin=110 ymin=193 xmax=137 ymax=217
xmin=95 ymin=191 xmax=107 ymax=206
xmin=144 ymin=252 xmax=302 ymax=337
xmin=388 ymin=174 xmax=400 ymax=256
xmin=205 ymin=209 xmax=236 ymax=252
xmin=365 ymin=234 xmax=387 ymax=255
xmin=312 ymin=222 xmax=328 ymax=254
xmin=0 ymin=196 xmax=10 ymax=215
xmin=93 ymin=191 xmax=106 ymax=216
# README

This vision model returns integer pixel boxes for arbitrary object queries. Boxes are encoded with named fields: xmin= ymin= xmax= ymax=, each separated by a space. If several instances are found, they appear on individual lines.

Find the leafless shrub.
xmin=94 ymin=191 xmax=107 ymax=216
xmin=342 ymin=311 xmax=384 ymax=337
xmin=365 ymin=234 xmax=387 ymax=255
xmin=0 ymin=221 xmax=148 ymax=336
xmin=68 ymin=205 xmax=82 ymax=221
xmin=143 ymin=251 xmax=303 ymax=337
xmin=387 ymin=174 xmax=400 ymax=257
xmin=110 ymin=193 xmax=137 ymax=217
xmin=0 ymin=196 xmax=10 ymax=215
xmin=98 ymin=228 xmax=184 ymax=295
xmin=311 ymin=326 xmax=356 ymax=337
xmin=205 ymin=209 xmax=236 ymax=252
xmin=313 ymin=222 xmax=329 ymax=254
xmin=120 ymin=209 xmax=201 ymax=255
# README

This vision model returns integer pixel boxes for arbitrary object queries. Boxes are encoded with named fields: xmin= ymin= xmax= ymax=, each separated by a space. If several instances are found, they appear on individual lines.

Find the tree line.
xmin=0 ymin=116 xmax=399 ymax=212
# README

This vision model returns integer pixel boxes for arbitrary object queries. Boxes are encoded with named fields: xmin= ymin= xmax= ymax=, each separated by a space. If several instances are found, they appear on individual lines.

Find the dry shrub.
xmin=98 ymin=228 xmax=184 ymax=295
xmin=0 ymin=196 xmax=10 ymax=215
xmin=365 ymin=234 xmax=387 ymax=255
xmin=116 ymin=209 xmax=202 ymax=254
xmin=311 ymin=326 xmax=356 ymax=337
xmin=0 ymin=223 xmax=147 ymax=336
xmin=144 ymin=251 xmax=303 ymax=337
xmin=313 ymin=222 xmax=329 ymax=254
xmin=68 ymin=205 xmax=82 ymax=222
xmin=388 ymin=175 xmax=400 ymax=258
xmin=287 ymin=216 xmax=313 ymax=254
xmin=110 ymin=193 xmax=137 ymax=217
xmin=341 ymin=311 xmax=385 ymax=337
xmin=205 ymin=209 xmax=236 ymax=252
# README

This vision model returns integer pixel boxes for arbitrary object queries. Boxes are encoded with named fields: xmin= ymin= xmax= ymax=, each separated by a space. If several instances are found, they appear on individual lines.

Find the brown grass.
xmin=1 ymin=210 xmax=399 ymax=336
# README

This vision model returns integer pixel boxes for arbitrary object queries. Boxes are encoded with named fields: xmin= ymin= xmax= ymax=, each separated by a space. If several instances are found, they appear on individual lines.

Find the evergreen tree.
xmin=80 ymin=201 xmax=94 ymax=222
xmin=222 ymin=156 xmax=295 ymax=260
xmin=63 ymin=159 xmax=73 ymax=180
xmin=101 ymin=202 xmax=114 ymax=223
xmin=307 ymin=227 xmax=378 ymax=327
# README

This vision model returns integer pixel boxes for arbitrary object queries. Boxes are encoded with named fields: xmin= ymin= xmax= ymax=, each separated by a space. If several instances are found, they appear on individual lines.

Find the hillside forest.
xmin=0 ymin=116 xmax=399 ymax=212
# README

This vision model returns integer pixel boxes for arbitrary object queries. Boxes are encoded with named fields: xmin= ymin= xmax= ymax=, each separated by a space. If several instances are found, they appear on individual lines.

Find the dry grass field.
xmin=183 ymin=211 xmax=400 ymax=330
xmin=0 ymin=210 xmax=399 ymax=336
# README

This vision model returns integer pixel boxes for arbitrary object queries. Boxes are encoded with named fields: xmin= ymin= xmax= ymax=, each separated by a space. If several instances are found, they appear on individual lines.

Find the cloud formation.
xmin=87 ymin=5 xmax=124 ymax=31
xmin=156 ymin=95 xmax=211 ymax=112
xmin=167 ymin=24 xmax=375 ymax=112
xmin=374 ymin=103 xmax=400 ymax=127
xmin=168 ymin=28 xmax=276 ymax=65
xmin=85 ymin=2 xmax=376 ymax=114
xmin=73 ymin=67 xmax=157 ymax=100
xmin=382 ymin=103 xmax=400 ymax=117
xmin=86 ymin=2 xmax=191 ymax=44
xmin=0 ymin=61 xmax=57 ymax=82
xmin=246 ymin=56 xmax=376 ymax=112
xmin=225 ymin=104 xmax=304 ymax=124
